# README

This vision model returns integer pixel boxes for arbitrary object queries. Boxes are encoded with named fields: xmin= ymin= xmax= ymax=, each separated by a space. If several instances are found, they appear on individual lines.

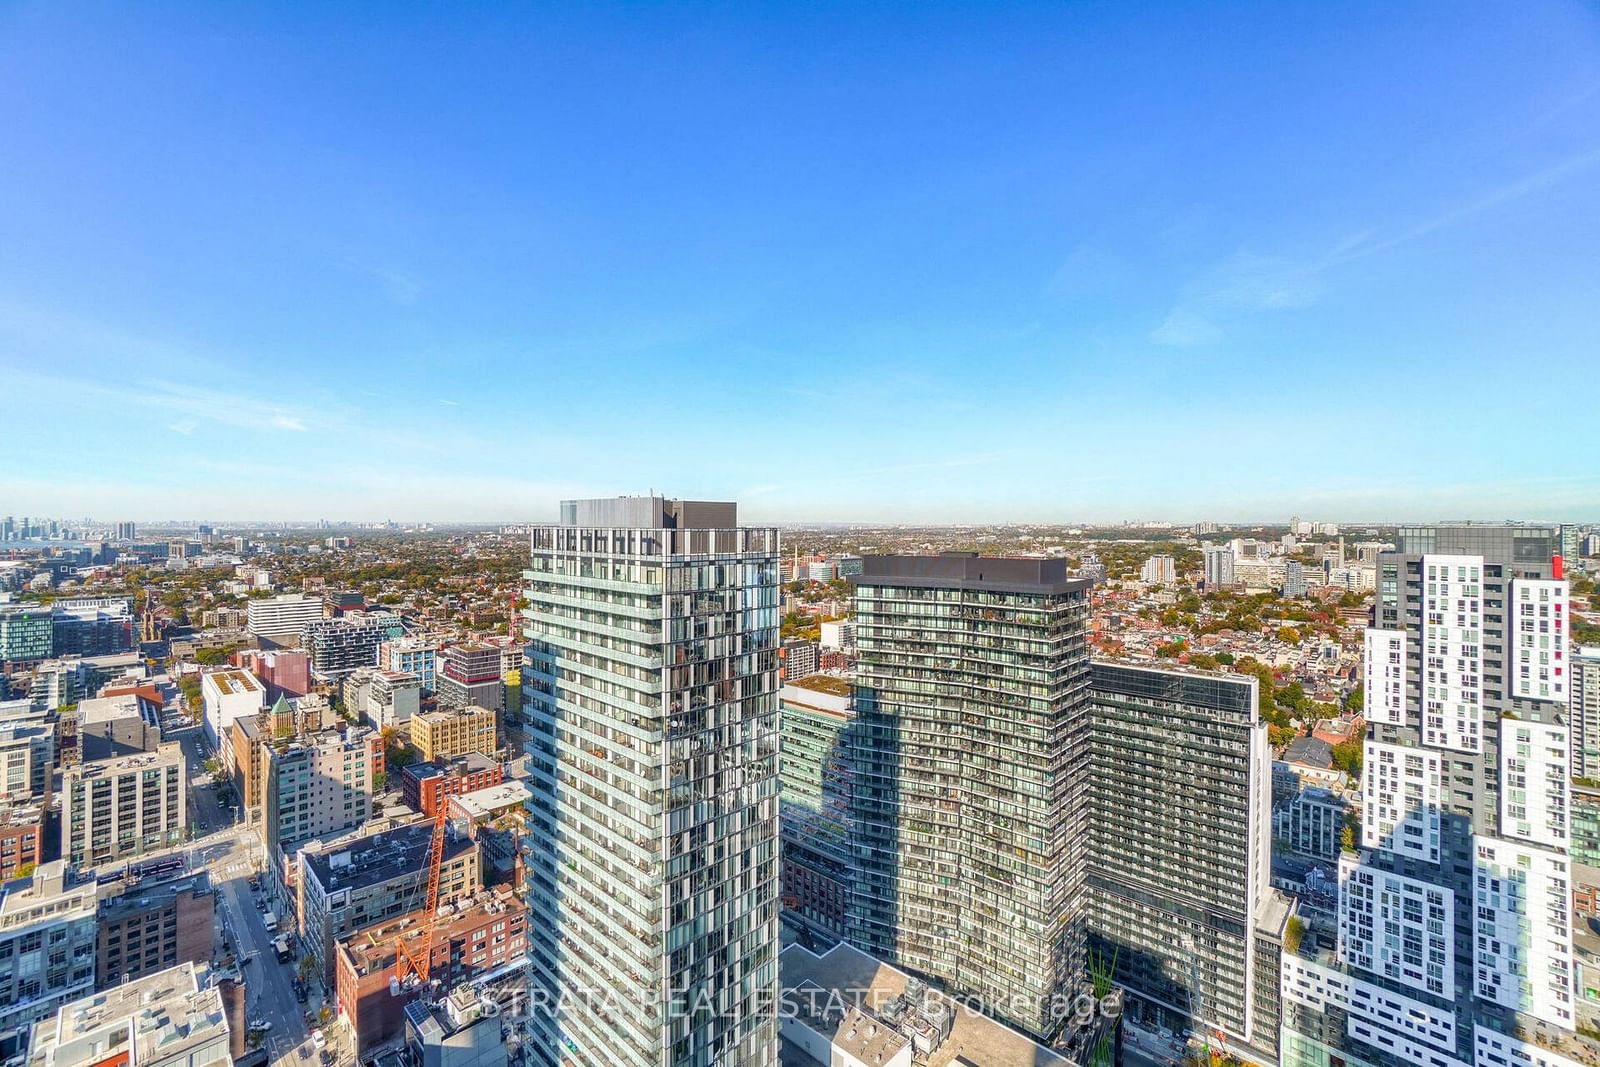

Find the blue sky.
xmin=2 ymin=2 xmax=1598 ymax=524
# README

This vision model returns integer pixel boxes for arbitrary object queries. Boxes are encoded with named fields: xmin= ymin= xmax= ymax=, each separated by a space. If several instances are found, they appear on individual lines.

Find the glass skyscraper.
xmin=521 ymin=497 xmax=781 ymax=1067
xmin=845 ymin=553 xmax=1093 ymax=1039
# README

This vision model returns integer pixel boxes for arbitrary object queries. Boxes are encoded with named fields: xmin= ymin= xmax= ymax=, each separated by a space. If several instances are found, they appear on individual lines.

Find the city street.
xmin=176 ymin=728 xmax=325 ymax=1063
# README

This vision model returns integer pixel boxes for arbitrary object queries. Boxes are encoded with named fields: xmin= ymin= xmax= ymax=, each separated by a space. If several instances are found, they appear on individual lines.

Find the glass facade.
xmin=845 ymin=560 xmax=1091 ymax=1038
xmin=522 ymin=504 xmax=780 ymax=1067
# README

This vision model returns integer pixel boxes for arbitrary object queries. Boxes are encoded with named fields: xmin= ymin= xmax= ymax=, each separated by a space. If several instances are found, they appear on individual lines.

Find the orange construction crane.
xmin=394 ymin=807 xmax=448 ymax=986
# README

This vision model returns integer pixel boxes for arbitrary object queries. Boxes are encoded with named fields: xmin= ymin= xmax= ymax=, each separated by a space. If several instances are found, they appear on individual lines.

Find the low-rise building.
xmin=334 ymin=887 xmax=525 ymax=1054
xmin=62 ymin=745 xmax=186 ymax=868
xmin=95 ymin=870 xmax=214 ymax=987
xmin=447 ymin=780 xmax=531 ymax=830
xmin=26 ymin=961 xmax=230 ymax=1067
xmin=0 ymin=861 xmax=99 ymax=1034
xmin=410 ymin=705 xmax=498 ymax=763
xmin=299 ymin=821 xmax=481 ymax=986
xmin=400 ymin=754 xmax=503 ymax=817
xmin=0 ymin=804 xmax=44 ymax=881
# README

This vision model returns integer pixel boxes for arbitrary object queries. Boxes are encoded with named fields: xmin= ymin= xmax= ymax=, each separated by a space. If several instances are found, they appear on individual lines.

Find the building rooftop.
xmin=779 ymin=942 xmax=1075 ymax=1067
xmin=303 ymin=822 xmax=476 ymax=896
xmin=0 ymin=861 xmax=97 ymax=931
xmin=401 ymin=752 xmax=500 ymax=784
xmin=850 ymin=553 xmax=1092 ymax=596
xmin=1282 ymin=735 xmax=1335 ymax=770
xmin=71 ymin=743 xmax=182 ymax=780
xmin=99 ymin=870 xmax=213 ymax=920
xmin=77 ymin=693 xmax=150 ymax=726
xmin=27 ymin=961 xmax=227 ymax=1067
xmin=339 ymin=887 xmax=520 ymax=979
xmin=416 ymin=704 xmax=497 ymax=723
xmin=203 ymin=669 xmax=263 ymax=697
xmin=449 ymin=780 xmax=530 ymax=821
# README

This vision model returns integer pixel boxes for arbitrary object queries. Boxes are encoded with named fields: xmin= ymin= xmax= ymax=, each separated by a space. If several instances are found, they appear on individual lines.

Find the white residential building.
xmin=200 ymin=667 xmax=265 ymax=758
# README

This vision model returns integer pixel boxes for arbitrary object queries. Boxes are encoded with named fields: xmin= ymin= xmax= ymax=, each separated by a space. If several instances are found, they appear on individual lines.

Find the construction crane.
xmin=393 ymin=806 xmax=449 ymax=989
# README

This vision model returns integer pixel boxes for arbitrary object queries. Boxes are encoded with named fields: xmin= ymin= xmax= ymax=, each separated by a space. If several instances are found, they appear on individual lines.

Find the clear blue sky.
xmin=3 ymin=2 xmax=1598 ymax=524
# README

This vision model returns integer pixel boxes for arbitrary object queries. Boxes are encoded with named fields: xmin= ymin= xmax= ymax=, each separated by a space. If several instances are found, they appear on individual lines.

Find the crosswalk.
xmin=218 ymin=860 xmax=253 ymax=878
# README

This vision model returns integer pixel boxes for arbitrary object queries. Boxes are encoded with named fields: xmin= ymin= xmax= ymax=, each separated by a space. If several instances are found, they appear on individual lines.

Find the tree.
xmin=1155 ymin=641 xmax=1186 ymax=658
xmin=372 ymin=770 xmax=388 ymax=793
xmin=1268 ymin=724 xmax=1296 ymax=748
xmin=1186 ymin=653 xmax=1219 ymax=670
xmin=1331 ymin=740 xmax=1363 ymax=780
xmin=1277 ymin=626 xmax=1303 ymax=645
xmin=1214 ymin=651 xmax=1235 ymax=666
xmin=1345 ymin=684 xmax=1364 ymax=715
xmin=1284 ymin=916 xmax=1306 ymax=954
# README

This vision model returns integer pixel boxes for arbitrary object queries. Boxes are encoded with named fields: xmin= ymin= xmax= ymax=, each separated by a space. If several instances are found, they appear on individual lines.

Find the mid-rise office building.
xmin=62 ymin=745 xmax=185 ymax=867
xmin=234 ymin=647 xmax=312 ymax=700
xmin=95 ymin=870 xmax=214 ymax=987
xmin=411 ymin=705 xmax=498 ymax=762
xmin=1203 ymin=544 xmax=1237 ymax=590
xmin=49 ymin=598 xmax=134 ymax=657
xmin=1281 ymin=524 xmax=1590 ymax=1067
xmin=299 ymin=820 xmax=481 ymax=985
xmin=369 ymin=669 xmax=422 ymax=730
xmin=436 ymin=644 xmax=506 ymax=714
xmin=522 ymin=496 xmax=781 ymax=1067
xmin=778 ymin=684 xmax=855 ymax=939
xmin=200 ymin=667 xmax=265 ymax=757
xmin=335 ymin=886 xmax=524 ymax=1054
xmin=26 ymin=961 xmax=230 ymax=1067
xmin=0 ymin=604 xmax=52 ymax=669
xmin=0 ymin=861 xmax=99 ymax=1034
xmin=1085 ymin=661 xmax=1275 ymax=1062
xmin=846 ymin=554 xmax=1092 ymax=1039
xmin=400 ymin=752 xmax=503 ymax=817
xmin=246 ymin=592 xmax=323 ymax=642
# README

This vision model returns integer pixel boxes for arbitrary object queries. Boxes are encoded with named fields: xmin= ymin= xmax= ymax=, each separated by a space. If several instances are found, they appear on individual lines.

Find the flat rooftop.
xmin=77 ymin=693 xmax=149 ymax=726
xmin=449 ymin=780 xmax=530 ymax=819
xmin=779 ymin=942 xmax=1075 ymax=1067
xmin=204 ymin=669 xmax=263 ymax=696
xmin=850 ymin=553 xmax=1092 ymax=596
xmin=0 ymin=862 xmax=97 ymax=931
xmin=28 ymin=961 xmax=226 ymax=1067
xmin=303 ymin=822 xmax=475 ymax=896
xmin=100 ymin=871 xmax=213 ymax=919
xmin=338 ymin=887 xmax=520 ymax=978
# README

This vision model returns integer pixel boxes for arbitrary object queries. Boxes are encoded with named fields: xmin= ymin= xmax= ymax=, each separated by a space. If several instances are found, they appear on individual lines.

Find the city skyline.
xmin=4 ymin=3 xmax=1599 ymax=522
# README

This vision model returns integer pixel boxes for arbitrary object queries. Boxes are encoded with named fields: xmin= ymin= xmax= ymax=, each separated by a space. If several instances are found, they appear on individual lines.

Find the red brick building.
xmin=398 ymin=753 xmax=502 ymax=816
xmin=334 ymin=886 xmax=525 ymax=1053
xmin=0 ymin=805 xmax=43 ymax=881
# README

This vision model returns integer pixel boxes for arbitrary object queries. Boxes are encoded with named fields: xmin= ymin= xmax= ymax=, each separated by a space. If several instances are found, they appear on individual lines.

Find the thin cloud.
xmin=1150 ymin=254 xmax=1321 ymax=348
xmin=1330 ymin=146 xmax=1600 ymax=264
xmin=168 ymin=421 xmax=197 ymax=436
xmin=438 ymin=399 xmax=461 ymax=407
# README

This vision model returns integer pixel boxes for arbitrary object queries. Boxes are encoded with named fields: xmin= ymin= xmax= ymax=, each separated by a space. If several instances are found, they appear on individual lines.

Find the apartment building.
xmin=780 ymin=639 xmax=820 ymax=680
xmin=1281 ymin=524 xmax=1590 ymax=1067
xmin=263 ymin=728 xmax=381 ymax=866
xmin=26 ymin=961 xmax=230 ymax=1067
xmin=302 ymin=616 xmax=398 ymax=682
xmin=230 ymin=716 xmax=267 ymax=825
xmin=1204 ymin=543 xmax=1237 ymax=590
xmin=399 ymin=753 xmax=502 ymax=817
xmin=0 ymin=862 xmax=99 ymax=1034
xmin=1085 ymin=661 xmax=1276 ymax=1062
xmin=522 ymin=496 xmax=781 ymax=1067
xmin=410 ymin=705 xmax=497 ymax=762
xmin=345 ymin=667 xmax=421 ymax=731
xmin=62 ymin=744 xmax=185 ymax=867
xmin=1573 ymin=647 xmax=1600 ymax=780
xmin=299 ymin=821 xmax=481 ymax=985
xmin=0 ymin=706 xmax=56 ymax=799
xmin=778 ymin=684 xmax=855 ymax=939
xmin=335 ymin=886 xmax=525 ymax=1054
xmin=846 ymin=554 xmax=1092 ymax=1040
xmin=95 ymin=870 xmax=214 ymax=987
xmin=1141 ymin=554 xmax=1177 ymax=585
xmin=246 ymin=592 xmax=323 ymax=642
xmin=436 ymin=644 xmax=505 ymax=714
xmin=380 ymin=634 xmax=439 ymax=691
